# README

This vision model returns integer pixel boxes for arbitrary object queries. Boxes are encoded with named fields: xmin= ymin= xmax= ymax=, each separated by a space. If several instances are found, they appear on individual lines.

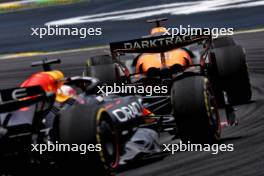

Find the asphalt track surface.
xmin=1 ymin=0 xmax=264 ymax=176
xmin=0 ymin=30 xmax=263 ymax=176
xmin=1 ymin=0 xmax=264 ymax=53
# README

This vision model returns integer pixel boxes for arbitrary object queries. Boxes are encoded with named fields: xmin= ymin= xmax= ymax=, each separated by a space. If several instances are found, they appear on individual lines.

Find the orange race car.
xmin=135 ymin=18 xmax=193 ymax=76
xmin=85 ymin=18 xmax=252 ymax=143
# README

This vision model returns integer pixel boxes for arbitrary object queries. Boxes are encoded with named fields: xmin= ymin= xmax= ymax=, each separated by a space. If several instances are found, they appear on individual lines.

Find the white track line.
xmin=46 ymin=0 xmax=264 ymax=26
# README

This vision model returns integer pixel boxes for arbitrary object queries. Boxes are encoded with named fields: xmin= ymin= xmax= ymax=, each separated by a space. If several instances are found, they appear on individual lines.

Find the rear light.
xmin=19 ymin=107 xmax=29 ymax=111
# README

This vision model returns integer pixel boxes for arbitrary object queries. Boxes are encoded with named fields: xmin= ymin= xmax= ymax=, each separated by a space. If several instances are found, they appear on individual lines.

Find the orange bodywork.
xmin=20 ymin=70 xmax=74 ymax=103
xmin=136 ymin=48 xmax=193 ymax=73
xmin=20 ymin=70 xmax=64 ymax=93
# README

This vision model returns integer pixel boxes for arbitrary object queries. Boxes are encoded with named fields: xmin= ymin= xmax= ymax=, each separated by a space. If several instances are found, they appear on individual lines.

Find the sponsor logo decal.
xmin=112 ymin=101 xmax=142 ymax=122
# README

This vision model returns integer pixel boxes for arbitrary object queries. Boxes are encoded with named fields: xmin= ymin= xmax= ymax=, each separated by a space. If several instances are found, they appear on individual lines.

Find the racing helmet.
xmin=150 ymin=27 xmax=167 ymax=35
xmin=56 ymin=85 xmax=77 ymax=103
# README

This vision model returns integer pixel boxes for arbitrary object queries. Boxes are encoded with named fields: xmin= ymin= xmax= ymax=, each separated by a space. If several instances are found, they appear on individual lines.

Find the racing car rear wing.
xmin=110 ymin=34 xmax=211 ymax=55
xmin=0 ymin=86 xmax=54 ymax=113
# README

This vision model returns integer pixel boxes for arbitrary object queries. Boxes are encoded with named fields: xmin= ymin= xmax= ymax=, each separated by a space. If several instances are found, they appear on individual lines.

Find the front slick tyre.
xmin=171 ymin=76 xmax=221 ymax=144
xmin=58 ymin=104 xmax=119 ymax=176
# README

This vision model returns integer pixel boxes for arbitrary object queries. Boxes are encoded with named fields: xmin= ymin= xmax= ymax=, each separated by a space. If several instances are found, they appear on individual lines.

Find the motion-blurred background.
xmin=0 ymin=0 xmax=264 ymax=53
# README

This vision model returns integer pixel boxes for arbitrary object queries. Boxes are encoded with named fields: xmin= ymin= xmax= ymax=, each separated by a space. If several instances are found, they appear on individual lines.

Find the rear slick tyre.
xmin=171 ymin=76 xmax=221 ymax=144
xmin=85 ymin=55 xmax=119 ymax=85
xmin=211 ymin=45 xmax=252 ymax=105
